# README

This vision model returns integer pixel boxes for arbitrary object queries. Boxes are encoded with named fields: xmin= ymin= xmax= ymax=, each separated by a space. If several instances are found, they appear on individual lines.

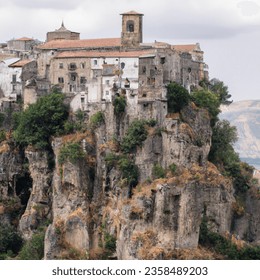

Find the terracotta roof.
xmin=0 ymin=54 xmax=16 ymax=61
xmin=38 ymin=38 xmax=121 ymax=50
xmin=15 ymin=37 xmax=34 ymax=41
xmin=9 ymin=59 xmax=33 ymax=67
xmin=54 ymin=50 xmax=155 ymax=59
xmin=172 ymin=44 xmax=201 ymax=53
xmin=120 ymin=10 xmax=144 ymax=16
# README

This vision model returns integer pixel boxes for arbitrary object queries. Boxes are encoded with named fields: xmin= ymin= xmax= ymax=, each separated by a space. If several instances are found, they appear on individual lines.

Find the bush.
xmin=18 ymin=231 xmax=45 ymax=260
xmin=13 ymin=92 xmax=69 ymax=149
xmin=118 ymin=156 xmax=139 ymax=187
xmin=152 ymin=164 xmax=166 ymax=179
xmin=191 ymin=90 xmax=220 ymax=126
xmin=121 ymin=120 xmax=148 ymax=153
xmin=166 ymin=82 xmax=190 ymax=113
xmin=105 ymin=153 xmax=119 ymax=169
xmin=0 ymin=224 xmax=23 ymax=258
xmin=0 ymin=130 xmax=6 ymax=142
xmin=169 ymin=163 xmax=177 ymax=175
xmin=90 ymin=111 xmax=104 ymax=129
xmin=58 ymin=142 xmax=85 ymax=165
xmin=199 ymin=216 xmax=260 ymax=259
xmin=113 ymin=95 xmax=126 ymax=116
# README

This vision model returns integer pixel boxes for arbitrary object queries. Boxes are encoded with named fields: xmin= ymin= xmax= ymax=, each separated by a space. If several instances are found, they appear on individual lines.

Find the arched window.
xmin=127 ymin=20 xmax=134 ymax=32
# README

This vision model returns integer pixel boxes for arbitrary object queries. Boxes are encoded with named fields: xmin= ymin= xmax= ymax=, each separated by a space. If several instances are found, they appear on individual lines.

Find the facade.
xmin=0 ymin=58 xmax=22 ymax=100
xmin=22 ymin=11 xmax=209 ymax=113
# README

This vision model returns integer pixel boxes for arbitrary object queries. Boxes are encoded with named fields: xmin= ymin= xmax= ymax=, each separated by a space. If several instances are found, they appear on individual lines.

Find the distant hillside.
xmin=220 ymin=100 xmax=260 ymax=169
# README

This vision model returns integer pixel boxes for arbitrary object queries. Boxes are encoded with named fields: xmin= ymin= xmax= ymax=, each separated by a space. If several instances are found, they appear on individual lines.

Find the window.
xmin=12 ymin=74 xmax=17 ymax=83
xmin=80 ymin=77 xmax=86 ymax=84
xmin=70 ymin=73 xmax=77 ymax=81
xmin=106 ymin=91 xmax=109 ymax=95
xmin=80 ymin=63 xmax=85 ymax=69
xmin=106 ymin=80 xmax=110 ymax=86
xmin=121 ymin=62 xmax=125 ymax=69
xmin=94 ymin=59 xmax=98 ymax=66
xmin=58 ymin=77 xmax=64 ymax=83
xmin=160 ymin=57 xmax=166 ymax=64
xmin=147 ymin=77 xmax=155 ymax=86
xmin=127 ymin=20 xmax=134 ymax=32
xmin=81 ymin=97 xmax=85 ymax=103
xmin=59 ymin=63 xmax=63 ymax=69
xmin=69 ymin=63 xmax=77 ymax=70
xmin=142 ymin=66 xmax=146 ymax=74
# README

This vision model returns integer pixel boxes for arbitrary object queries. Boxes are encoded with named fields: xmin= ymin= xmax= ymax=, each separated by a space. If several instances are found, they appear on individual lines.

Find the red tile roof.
xmin=38 ymin=38 xmax=121 ymax=50
xmin=120 ymin=10 xmax=144 ymax=16
xmin=16 ymin=37 xmax=34 ymax=41
xmin=172 ymin=44 xmax=201 ymax=53
xmin=9 ymin=59 xmax=33 ymax=67
xmin=54 ymin=50 xmax=155 ymax=59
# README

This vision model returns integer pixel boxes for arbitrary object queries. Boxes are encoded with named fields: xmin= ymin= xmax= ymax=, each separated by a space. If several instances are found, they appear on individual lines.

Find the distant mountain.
xmin=220 ymin=100 xmax=260 ymax=169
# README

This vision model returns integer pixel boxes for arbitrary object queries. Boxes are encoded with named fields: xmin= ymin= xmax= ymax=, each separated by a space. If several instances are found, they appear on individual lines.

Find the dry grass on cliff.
xmin=132 ymin=162 xmax=231 ymax=201
xmin=0 ymin=141 xmax=10 ymax=153
xmin=62 ymin=131 xmax=95 ymax=145
xmin=132 ymin=230 xmax=164 ymax=260
xmin=166 ymin=246 xmax=224 ymax=260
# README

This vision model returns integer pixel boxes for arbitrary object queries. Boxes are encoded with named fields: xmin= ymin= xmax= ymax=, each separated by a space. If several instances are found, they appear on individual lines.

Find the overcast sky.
xmin=0 ymin=0 xmax=260 ymax=101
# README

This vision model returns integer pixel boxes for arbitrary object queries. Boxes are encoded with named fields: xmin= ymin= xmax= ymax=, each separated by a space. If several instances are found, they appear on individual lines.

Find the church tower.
xmin=121 ymin=11 xmax=143 ymax=49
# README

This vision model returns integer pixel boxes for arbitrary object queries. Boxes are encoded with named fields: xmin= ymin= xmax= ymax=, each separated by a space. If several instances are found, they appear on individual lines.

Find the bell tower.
xmin=121 ymin=11 xmax=144 ymax=49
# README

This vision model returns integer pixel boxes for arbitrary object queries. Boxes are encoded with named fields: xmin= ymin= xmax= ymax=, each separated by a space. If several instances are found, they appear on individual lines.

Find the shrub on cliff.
xmin=121 ymin=119 xmax=150 ymax=153
xmin=90 ymin=111 xmax=104 ymax=129
xmin=18 ymin=231 xmax=45 ymax=260
xmin=58 ymin=142 xmax=85 ymax=165
xmin=113 ymin=95 xmax=126 ymax=116
xmin=0 ymin=224 xmax=23 ymax=259
xmin=13 ymin=92 xmax=69 ymax=149
xmin=166 ymin=82 xmax=190 ymax=113
xmin=191 ymin=89 xmax=221 ymax=126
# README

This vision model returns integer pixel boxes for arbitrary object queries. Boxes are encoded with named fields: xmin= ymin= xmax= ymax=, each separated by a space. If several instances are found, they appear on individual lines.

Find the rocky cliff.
xmin=0 ymin=101 xmax=259 ymax=259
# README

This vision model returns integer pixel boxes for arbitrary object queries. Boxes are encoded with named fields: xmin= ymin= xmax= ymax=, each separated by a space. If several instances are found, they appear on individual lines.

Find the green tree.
xmin=121 ymin=119 xmax=148 ymax=153
xmin=209 ymin=78 xmax=232 ymax=105
xmin=0 ymin=224 xmax=23 ymax=258
xmin=209 ymin=120 xmax=238 ymax=164
xmin=191 ymin=89 xmax=221 ymax=126
xmin=18 ymin=231 xmax=45 ymax=260
xmin=166 ymin=82 xmax=190 ymax=113
xmin=113 ymin=95 xmax=127 ymax=116
xmin=13 ymin=92 xmax=69 ymax=149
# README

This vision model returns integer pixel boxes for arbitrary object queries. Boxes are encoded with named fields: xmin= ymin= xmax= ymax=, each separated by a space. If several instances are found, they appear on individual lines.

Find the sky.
xmin=0 ymin=0 xmax=260 ymax=102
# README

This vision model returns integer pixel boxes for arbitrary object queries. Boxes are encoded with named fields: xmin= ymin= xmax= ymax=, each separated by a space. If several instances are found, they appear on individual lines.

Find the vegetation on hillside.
xmin=13 ymin=90 xmax=69 ymax=149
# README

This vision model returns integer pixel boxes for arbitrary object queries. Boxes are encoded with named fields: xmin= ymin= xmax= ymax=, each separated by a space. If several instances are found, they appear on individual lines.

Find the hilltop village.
xmin=0 ymin=11 xmax=208 ymax=116
xmin=1 ymin=11 xmax=260 ymax=261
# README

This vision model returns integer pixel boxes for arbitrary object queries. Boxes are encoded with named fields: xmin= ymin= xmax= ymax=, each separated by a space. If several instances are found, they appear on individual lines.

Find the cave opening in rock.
xmin=15 ymin=173 xmax=33 ymax=206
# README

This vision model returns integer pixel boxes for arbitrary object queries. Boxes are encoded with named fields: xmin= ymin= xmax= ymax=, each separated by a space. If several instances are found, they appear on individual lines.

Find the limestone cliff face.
xmin=19 ymin=148 xmax=52 ymax=239
xmin=1 ymin=103 xmax=259 ymax=259
xmin=109 ymin=164 xmax=234 ymax=259
xmin=0 ymin=143 xmax=24 ymax=226
xmin=44 ymin=137 xmax=93 ymax=259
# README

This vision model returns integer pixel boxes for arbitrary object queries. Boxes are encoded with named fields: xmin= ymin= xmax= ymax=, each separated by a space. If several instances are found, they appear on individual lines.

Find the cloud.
xmin=3 ymin=0 xmax=83 ymax=10
xmin=237 ymin=1 xmax=260 ymax=16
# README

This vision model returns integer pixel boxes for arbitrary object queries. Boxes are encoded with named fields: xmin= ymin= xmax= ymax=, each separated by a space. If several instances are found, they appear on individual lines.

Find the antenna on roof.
xmin=61 ymin=19 xmax=65 ymax=28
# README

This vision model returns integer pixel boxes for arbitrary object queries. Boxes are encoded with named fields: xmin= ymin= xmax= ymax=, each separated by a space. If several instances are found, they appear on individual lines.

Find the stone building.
xmin=46 ymin=22 xmax=80 ymax=42
xmin=25 ymin=11 xmax=209 ymax=113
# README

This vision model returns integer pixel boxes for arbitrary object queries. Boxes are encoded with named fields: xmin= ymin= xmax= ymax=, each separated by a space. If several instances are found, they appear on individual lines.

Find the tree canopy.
xmin=166 ymin=82 xmax=190 ymax=113
xmin=13 ymin=92 xmax=69 ymax=149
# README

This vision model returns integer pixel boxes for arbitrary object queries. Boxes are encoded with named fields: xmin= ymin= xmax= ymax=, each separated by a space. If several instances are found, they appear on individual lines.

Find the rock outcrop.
xmin=1 ymin=102 xmax=259 ymax=260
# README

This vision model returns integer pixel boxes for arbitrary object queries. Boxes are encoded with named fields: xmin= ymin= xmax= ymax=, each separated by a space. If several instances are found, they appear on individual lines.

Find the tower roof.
xmin=120 ymin=10 xmax=144 ymax=16
xmin=56 ymin=21 xmax=70 ymax=32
